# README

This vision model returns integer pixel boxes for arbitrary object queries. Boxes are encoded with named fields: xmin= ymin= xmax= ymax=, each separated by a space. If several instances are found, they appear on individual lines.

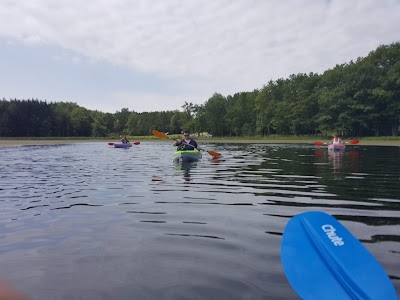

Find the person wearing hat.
xmin=173 ymin=130 xmax=199 ymax=151
xmin=329 ymin=133 xmax=344 ymax=145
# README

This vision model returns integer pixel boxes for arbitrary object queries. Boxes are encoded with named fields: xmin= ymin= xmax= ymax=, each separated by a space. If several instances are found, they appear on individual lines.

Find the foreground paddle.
xmin=281 ymin=211 xmax=397 ymax=300
xmin=151 ymin=130 xmax=221 ymax=158
xmin=314 ymin=140 xmax=359 ymax=146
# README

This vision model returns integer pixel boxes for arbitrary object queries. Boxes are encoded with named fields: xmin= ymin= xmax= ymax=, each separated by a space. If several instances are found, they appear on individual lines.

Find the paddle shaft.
xmin=108 ymin=141 xmax=140 ymax=145
xmin=314 ymin=140 xmax=359 ymax=146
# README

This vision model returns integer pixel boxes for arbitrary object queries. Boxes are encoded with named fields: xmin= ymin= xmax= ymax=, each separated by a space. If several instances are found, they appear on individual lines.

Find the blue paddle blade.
xmin=281 ymin=211 xmax=397 ymax=300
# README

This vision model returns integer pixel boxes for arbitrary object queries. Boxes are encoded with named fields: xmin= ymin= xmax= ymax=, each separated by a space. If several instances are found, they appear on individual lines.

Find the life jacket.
xmin=332 ymin=137 xmax=341 ymax=145
xmin=177 ymin=139 xmax=196 ymax=151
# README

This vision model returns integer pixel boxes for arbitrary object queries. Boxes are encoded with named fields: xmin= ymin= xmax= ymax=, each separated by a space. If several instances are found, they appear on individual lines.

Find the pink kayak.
xmin=328 ymin=144 xmax=345 ymax=151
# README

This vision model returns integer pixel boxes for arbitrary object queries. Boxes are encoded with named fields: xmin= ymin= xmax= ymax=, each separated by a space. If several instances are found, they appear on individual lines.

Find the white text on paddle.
xmin=322 ymin=225 xmax=344 ymax=246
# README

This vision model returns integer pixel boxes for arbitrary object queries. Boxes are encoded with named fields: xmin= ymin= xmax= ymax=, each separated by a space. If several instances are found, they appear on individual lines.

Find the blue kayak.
xmin=114 ymin=143 xmax=132 ymax=148
xmin=173 ymin=150 xmax=202 ymax=162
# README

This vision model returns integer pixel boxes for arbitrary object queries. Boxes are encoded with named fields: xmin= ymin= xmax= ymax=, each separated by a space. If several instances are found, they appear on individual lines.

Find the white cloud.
xmin=1 ymin=0 xmax=399 ymax=112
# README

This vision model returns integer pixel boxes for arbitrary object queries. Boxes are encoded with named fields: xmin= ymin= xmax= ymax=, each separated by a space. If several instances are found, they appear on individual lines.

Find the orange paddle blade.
xmin=208 ymin=150 xmax=221 ymax=157
xmin=151 ymin=129 xmax=168 ymax=139
xmin=314 ymin=142 xmax=324 ymax=146
xmin=349 ymin=140 xmax=359 ymax=144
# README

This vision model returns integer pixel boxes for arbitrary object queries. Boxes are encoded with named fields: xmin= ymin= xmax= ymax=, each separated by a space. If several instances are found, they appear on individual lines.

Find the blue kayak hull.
xmin=114 ymin=143 xmax=132 ymax=148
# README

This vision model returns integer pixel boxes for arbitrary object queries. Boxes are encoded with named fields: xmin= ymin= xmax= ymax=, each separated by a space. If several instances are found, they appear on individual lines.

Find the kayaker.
xmin=120 ymin=135 xmax=130 ymax=144
xmin=330 ymin=133 xmax=344 ymax=145
xmin=173 ymin=130 xmax=199 ymax=151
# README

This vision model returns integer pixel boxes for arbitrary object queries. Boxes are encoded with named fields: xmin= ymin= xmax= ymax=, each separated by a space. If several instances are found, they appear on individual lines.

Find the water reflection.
xmin=209 ymin=156 xmax=225 ymax=165
xmin=0 ymin=142 xmax=398 ymax=300
xmin=313 ymin=148 xmax=325 ymax=162
xmin=314 ymin=148 xmax=361 ymax=174
xmin=328 ymin=148 xmax=345 ymax=171
xmin=174 ymin=161 xmax=198 ymax=182
xmin=347 ymin=150 xmax=361 ymax=173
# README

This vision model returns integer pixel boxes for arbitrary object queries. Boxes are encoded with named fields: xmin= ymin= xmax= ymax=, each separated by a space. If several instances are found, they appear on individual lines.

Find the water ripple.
xmin=0 ymin=142 xmax=399 ymax=299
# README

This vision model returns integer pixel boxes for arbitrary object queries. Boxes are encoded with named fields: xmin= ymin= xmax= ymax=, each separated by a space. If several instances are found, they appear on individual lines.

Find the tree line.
xmin=1 ymin=42 xmax=399 ymax=138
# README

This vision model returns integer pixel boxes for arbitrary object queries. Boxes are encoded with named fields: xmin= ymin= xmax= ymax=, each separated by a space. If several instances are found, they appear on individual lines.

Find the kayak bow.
xmin=173 ymin=150 xmax=202 ymax=162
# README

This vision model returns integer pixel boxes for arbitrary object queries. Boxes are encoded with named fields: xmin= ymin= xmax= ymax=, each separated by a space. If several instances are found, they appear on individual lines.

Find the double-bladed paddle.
xmin=108 ymin=141 xmax=140 ymax=146
xmin=151 ymin=129 xmax=221 ymax=158
xmin=281 ymin=211 xmax=397 ymax=300
xmin=314 ymin=140 xmax=359 ymax=146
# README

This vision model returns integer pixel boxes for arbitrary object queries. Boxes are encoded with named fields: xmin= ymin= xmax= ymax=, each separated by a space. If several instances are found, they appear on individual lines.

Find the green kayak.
xmin=173 ymin=150 xmax=202 ymax=162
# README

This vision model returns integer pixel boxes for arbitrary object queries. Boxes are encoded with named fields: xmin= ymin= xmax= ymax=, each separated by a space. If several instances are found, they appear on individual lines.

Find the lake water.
xmin=0 ymin=142 xmax=399 ymax=299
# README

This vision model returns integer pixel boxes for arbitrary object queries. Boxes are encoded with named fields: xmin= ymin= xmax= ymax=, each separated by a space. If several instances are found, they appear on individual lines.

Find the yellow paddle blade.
xmin=151 ymin=129 xmax=168 ymax=139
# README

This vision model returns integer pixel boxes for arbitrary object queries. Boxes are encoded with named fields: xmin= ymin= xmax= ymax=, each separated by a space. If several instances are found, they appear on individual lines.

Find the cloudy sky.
xmin=1 ymin=0 xmax=399 ymax=113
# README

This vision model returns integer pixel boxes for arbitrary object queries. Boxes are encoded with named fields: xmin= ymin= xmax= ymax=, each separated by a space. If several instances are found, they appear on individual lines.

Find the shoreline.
xmin=0 ymin=138 xmax=399 ymax=147
xmin=201 ymin=138 xmax=399 ymax=146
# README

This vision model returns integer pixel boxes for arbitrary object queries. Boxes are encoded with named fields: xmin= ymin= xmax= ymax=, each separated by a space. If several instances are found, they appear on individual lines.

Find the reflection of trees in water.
xmin=315 ymin=148 xmax=360 ymax=173
xmin=314 ymin=149 xmax=360 ymax=187
xmin=313 ymin=146 xmax=400 ymax=202
xmin=334 ymin=214 xmax=400 ymax=227
xmin=313 ymin=149 xmax=324 ymax=162
xmin=332 ymin=214 xmax=400 ymax=248
xmin=347 ymin=150 xmax=360 ymax=171
xmin=361 ymin=235 xmax=400 ymax=244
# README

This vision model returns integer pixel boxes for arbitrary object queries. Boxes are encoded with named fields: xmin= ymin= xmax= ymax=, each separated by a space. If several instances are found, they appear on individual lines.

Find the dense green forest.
xmin=1 ymin=42 xmax=399 ymax=138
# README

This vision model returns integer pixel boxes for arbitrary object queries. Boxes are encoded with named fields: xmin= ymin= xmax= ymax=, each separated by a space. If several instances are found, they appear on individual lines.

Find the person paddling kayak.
xmin=173 ymin=130 xmax=199 ymax=151
xmin=329 ymin=133 xmax=344 ymax=145
xmin=328 ymin=133 xmax=346 ymax=151
xmin=120 ymin=135 xmax=130 ymax=144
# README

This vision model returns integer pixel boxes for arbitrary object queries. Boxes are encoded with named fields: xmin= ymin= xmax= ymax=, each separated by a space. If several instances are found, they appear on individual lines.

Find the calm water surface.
xmin=0 ymin=142 xmax=399 ymax=299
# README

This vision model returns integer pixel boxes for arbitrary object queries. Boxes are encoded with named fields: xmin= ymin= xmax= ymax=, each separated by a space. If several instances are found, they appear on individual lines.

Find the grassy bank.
xmin=196 ymin=135 xmax=400 ymax=146
xmin=1 ymin=135 xmax=399 ymax=147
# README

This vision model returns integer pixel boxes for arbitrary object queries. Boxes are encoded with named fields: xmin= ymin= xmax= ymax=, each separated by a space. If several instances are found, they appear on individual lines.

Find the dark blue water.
xmin=0 ymin=142 xmax=399 ymax=299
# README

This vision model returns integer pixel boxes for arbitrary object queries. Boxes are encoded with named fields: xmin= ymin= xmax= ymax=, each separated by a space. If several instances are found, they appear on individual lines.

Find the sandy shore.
xmin=0 ymin=138 xmax=399 ymax=147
